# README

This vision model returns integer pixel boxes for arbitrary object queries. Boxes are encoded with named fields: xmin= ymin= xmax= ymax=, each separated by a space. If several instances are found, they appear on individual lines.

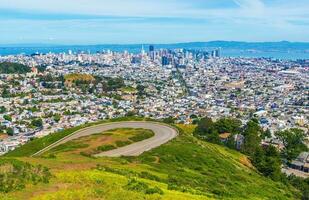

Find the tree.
xmin=262 ymin=145 xmax=281 ymax=180
xmin=214 ymin=118 xmax=242 ymax=134
xmin=6 ymin=127 xmax=14 ymax=136
xmin=3 ymin=115 xmax=12 ymax=122
xmin=31 ymin=118 xmax=43 ymax=128
xmin=163 ymin=117 xmax=175 ymax=124
xmin=37 ymin=65 xmax=47 ymax=72
xmin=226 ymin=136 xmax=236 ymax=149
xmin=275 ymin=128 xmax=308 ymax=161
xmin=0 ymin=62 xmax=31 ymax=74
xmin=53 ymin=114 xmax=61 ymax=123
xmin=261 ymin=129 xmax=272 ymax=140
xmin=107 ymin=77 xmax=125 ymax=91
xmin=0 ymin=106 xmax=6 ymax=114
xmin=190 ymin=114 xmax=198 ymax=119
xmin=137 ymin=84 xmax=146 ymax=96
xmin=251 ymin=145 xmax=282 ymax=181
xmin=194 ymin=117 xmax=220 ymax=144
xmin=1 ymin=87 xmax=10 ymax=98
xmin=241 ymin=119 xmax=262 ymax=156
xmin=23 ymin=99 xmax=29 ymax=105
xmin=88 ymin=86 xmax=95 ymax=94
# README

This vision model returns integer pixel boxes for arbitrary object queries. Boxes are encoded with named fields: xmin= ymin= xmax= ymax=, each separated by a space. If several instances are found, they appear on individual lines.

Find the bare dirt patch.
xmin=239 ymin=156 xmax=253 ymax=169
xmin=0 ymin=133 xmax=8 ymax=140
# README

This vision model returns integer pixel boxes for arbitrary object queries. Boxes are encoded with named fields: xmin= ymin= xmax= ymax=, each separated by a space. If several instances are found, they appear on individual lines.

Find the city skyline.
xmin=0 ymin=0 xmax=309 ymax=44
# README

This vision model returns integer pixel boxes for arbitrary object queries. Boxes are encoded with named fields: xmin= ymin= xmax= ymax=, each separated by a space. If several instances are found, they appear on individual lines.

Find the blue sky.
xmin=0 ymin=0 xmax=308 ymax=44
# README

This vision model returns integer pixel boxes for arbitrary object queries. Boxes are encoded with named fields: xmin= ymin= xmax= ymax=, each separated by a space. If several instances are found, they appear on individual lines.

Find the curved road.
xmin=32 ymin=121 xmax=178 ymax=157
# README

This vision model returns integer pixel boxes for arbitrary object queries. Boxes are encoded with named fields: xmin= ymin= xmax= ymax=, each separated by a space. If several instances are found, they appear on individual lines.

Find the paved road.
xmin=32 ymin=121 xmax=178 ymax=157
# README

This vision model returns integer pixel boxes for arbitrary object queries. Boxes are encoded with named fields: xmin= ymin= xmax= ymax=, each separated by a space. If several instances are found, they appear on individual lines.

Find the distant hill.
xmin=170 ymin=41 xmax=309 ymax=51
xmin=2 ymin=41 xmax=309 ymax=50
xmin=2 ymin=118 xmax=301 ymax=200
xmin=0 ymin=62 xmax=31 ymax=74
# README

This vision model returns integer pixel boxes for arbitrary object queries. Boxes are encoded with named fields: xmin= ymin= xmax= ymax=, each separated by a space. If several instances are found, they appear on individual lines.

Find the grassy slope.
xmin=0 ymin=159 xmax=51 ymax=194
xmin=1 ymin=123 xmax=300 ymax=200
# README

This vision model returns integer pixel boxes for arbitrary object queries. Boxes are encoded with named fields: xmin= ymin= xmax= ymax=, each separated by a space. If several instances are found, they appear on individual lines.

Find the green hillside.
xmin=0 ymin=122 xmax=301 ymax=200
xmin=0 ymin=159 xmax=51 ymax=193
xmin=0 ymin=62 xmax=31 ymax=74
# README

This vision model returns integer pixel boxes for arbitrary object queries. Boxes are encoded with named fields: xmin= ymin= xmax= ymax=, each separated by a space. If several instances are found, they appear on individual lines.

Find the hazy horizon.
xmin=1 ymin=40 xmax=309 ymax=47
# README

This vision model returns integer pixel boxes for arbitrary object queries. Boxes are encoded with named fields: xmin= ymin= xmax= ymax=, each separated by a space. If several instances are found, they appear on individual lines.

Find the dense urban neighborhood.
xmin=0 ymin=47 xmax=308 ymax=175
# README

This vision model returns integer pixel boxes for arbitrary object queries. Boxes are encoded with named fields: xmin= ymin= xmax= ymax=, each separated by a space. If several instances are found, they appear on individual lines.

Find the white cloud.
xmin=233 ymin=0 xmax=265 ymax=16
xmin=0 ymin=0 xmax=308 ymax=23
xmin=0 ymin=0 xmax=308 ymax=43
xmin=234 ymin=0 xmax=265 ymax=9
xmin=0 ymin=0 xmax=188 ymax=17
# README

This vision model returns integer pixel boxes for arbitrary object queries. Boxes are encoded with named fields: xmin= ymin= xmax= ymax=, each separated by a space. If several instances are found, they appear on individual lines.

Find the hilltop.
xmin=0 ymin=119 xmax=301 ymax=200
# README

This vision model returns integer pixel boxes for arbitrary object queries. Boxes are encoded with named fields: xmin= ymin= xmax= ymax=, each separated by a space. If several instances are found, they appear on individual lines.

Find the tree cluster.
xmin=194 ymin=116 xmax=309 ymax=198
xmin=31 ymin=118 xmax=43 ymax=128
xmin=194 ymin=117 xmax=242 ymax=144
xmin=0 ymin=62 xmax=31 ymax=74
xmin=275 ymin=128 xmax=308 ymax=161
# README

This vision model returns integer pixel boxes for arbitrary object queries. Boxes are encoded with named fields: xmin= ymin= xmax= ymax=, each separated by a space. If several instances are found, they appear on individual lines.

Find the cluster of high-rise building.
xmin=130 ymin=45 xmax=221 ymax=66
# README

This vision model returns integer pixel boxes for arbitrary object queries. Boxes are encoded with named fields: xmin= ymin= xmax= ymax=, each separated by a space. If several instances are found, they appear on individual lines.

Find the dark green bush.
xmin=115 ymin=140 xmax=132 ymax=147
xmin=124 ymin=178 xmax=163 ymax=195
xmin=97 ymin=145 xmax=116 ymax=152
xmin=145 ymin=186 xmax=164 ymax=195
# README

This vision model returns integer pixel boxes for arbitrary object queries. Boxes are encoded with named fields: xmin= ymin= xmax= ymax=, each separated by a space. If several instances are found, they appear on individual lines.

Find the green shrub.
xmin=129 ymin=131 xmax=154 ymax=142
xmin=124 ymin=178 xmax=163 ymax=195
xmin=124 ymin=178 xmax=149 ymax=192
xmin=115 ymin=140 xmax=132 ymax=147
xmin=97 ymin=145 xmax=116 ymax=152
xmin=145 ymin=186 xmax=164 ymax=195
xmin=139 ymin=171 xmax=161 ymax=182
